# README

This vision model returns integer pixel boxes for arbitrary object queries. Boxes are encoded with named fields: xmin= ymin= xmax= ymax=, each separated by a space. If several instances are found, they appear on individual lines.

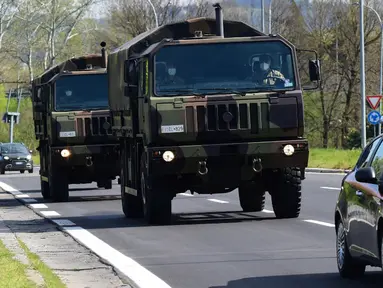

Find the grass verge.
xmin=18 ymin=239 xmax=66 ymax=288
xmin=0 ymin=239 xmax=37 ymax=288
xmin=309 ymin=148 xmax=361 ymax=170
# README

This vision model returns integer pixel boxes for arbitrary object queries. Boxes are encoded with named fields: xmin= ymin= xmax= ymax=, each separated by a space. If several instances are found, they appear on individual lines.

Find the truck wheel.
xmin=121 ymin=160 xmax=143 ymax=218
xmin=104 ymin=179 xmax=112 ymax=190
xmin=238 ymin=182 xmax=265 ymax=212
xmin=20 ymin=170 xmax=25 ymax=174
xmin=0 ymin=168 xmax=4 ymax=174
xmin=50 ymin=170 xmax=69 ymax=202
xmin=270 ymin=167 xmax=301 ymax=219
xmin=97 ymin=181 xmax=104 ymax=188
xmin=40 ymin=178 xmax=50 ymax=199
xmin=28 ymin=168 xmax=33 ymax=173
xmin=140 ymin=155 xmax=172 ymax=225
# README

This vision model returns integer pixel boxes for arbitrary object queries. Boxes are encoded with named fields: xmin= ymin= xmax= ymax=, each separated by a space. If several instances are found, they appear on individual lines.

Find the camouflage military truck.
xmin=108 ymin=4 xmax=321 ymax=225
xmin=32 ymin=42 xmax=120 ymax=202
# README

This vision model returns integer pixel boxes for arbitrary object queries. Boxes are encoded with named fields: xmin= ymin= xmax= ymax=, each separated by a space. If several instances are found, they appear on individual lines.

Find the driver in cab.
xmin=251 ymin=54 xmax=285 ymax=86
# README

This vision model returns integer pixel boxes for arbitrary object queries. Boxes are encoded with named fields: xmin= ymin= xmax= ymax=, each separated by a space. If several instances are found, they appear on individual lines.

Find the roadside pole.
xmin=360 ymin=0 xmax=367 ymax=148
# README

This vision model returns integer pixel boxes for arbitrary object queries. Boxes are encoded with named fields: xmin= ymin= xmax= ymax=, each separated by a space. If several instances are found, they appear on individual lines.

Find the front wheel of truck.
xmin=49 ymin=168 xmax=69 ymax=202
xmin=40 ymin=178 xmax=50 ymax=199
xmin=120 ymin=152 xmax=143 ymax=218
xmin=238 ymin=181 xmax=265 ymax=212
xmin=269 ymin=167 xmax=302 ymax=219
xmin=140 ymin=155 xmax=172 ymax=225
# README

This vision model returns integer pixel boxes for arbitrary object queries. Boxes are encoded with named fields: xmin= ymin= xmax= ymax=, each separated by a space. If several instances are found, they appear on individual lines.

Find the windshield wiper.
xmin=158 ymin=89 xmax=206 ymax=97
xmin=198 ymin=88 xmax=247 ymax=96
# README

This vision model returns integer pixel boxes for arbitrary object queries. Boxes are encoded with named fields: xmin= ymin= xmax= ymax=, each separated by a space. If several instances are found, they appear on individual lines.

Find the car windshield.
xmin=55 ymin=74 xmax=108 ymax=111
xmin=154 ymin=41 xmax=296 ymax=97
xmin=1 ymin=143 xmax=28 ymax=154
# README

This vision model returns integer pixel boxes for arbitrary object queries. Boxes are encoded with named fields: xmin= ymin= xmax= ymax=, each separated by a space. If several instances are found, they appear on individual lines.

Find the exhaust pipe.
xmin=198 ymin=160 xmax=208 ymax=175
xmin=252 ymin=158 xmax=262 ymax=173
xmin=100 ymin=41 xmax=107 ymax=68
xmin=85 ymin=156 xmax=93 ymax=167
xmin=213 ymin=3 xmax=224 ymax=38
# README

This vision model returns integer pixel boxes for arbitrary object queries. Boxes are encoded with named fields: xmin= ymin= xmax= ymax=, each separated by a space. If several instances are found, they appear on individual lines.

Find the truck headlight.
xmin=162 ymin=151 xmax=175 ymax=162
xmin=283 ymin=144 xmax=295 ymax=156
xmin=61 ymin=149 xmax=71 ymax=158
xmin=4 ymin=156 xmax=9 ymax=160
xmin=26 ymin=155 xmax=32 ymax=160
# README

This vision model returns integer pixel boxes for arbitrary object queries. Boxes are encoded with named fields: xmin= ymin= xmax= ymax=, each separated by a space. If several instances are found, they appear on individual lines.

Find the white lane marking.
xmin=179 ymin=192 xmax=193 ymax=197
xmin=40 ymin=211 xmax=60 ymax=217
xmin=321 ymin=186 xmax=340 ymax=190
xmin=52 ymin=219 xmax=76 ymax=226
xmin=303 ymin=219 xmax=335 ymax=227
xmin=262 ymin=209 xmax=274 ymax=214
xmin=0 ymin=182 xmax=19 ymax=193
xmin=63 ymin=226 xmax=172 ymax=288
xmin=21 ymin=198 xmax=37 ymax=203
xmin=30 ymin=203 xmax=48 ymax=209
xmin=15 ymin=194 xmax=30 ymax=198
xmin=0 ymin=181 xmax=173 ymax=287
xmin=207 ymin=199 xmax=229 ymax=204
xmin=306 ymin=172 xmax=347 ymax=176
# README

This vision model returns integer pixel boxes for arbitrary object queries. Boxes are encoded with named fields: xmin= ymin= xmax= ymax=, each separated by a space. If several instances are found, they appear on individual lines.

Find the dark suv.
xmin=0 ymin=143 xmax=34 ymax=174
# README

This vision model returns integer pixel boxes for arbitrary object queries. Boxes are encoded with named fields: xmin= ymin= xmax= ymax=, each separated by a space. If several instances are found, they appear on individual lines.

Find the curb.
xmin=305 ymin=168 xmax=351 ymax=174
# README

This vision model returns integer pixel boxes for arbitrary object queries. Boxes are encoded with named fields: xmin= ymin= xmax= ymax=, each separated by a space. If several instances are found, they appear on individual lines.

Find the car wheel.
xmin=336 ymin=221 xmax=365 ymax=278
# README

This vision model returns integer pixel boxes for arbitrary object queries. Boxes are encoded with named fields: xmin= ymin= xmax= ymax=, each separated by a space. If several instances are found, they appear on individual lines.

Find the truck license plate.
xmin=160 ymin=125 xmax=184 ymax=134
xmin=15 ymin=162 xmax=23 ymax=165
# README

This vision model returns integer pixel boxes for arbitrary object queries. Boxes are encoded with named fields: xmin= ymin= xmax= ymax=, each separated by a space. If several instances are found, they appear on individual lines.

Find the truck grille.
xmin=75 ymin=116 xmax=112 ymax=136
xmin=185 ymin=103 xmax=270 ymax=133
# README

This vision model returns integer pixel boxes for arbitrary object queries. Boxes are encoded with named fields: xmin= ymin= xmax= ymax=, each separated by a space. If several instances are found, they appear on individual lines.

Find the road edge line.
xmin=0 ymin=181 xmax=172 ymax=288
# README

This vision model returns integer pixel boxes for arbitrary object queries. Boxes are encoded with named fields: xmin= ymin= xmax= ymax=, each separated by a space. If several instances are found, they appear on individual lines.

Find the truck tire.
xmin=104 ymin=179 xmax=112 ymax=190
xmin=270 ymin=167 xmax=301 ymax=219
xmin=121 ymin=155 xmax=143 ymax=218
xmin=40 ymin=178 xmax=50 ymax=199
xmin=140 ymin=155 xmax=172 ymax=225
xmin=50 ymin=169 xmax=69 ymax=202
xmin=238 ymin=182 xmax=265 ymax=212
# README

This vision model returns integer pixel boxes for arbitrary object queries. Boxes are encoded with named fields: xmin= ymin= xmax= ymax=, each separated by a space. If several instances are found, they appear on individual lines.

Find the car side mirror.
xmin=309 ymin=60 xmax=321 ymax=82
xmin=355 ymin=167 xmax=377 ymax=184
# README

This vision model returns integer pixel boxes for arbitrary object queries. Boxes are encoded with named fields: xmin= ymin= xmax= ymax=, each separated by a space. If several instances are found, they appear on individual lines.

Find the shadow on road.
xmin=59 ymin=211 xmax=277 ymax=229
xmin=209 ymin=272 xmax=383 ymax=288
xmin=17 ymin=189 xmax=121 ymax=203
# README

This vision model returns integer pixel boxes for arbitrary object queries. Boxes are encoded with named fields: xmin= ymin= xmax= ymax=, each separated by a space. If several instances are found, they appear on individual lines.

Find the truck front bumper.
xmin=148 ymin=139 xmax=308 ymax=177
xmin=51 ymin=144 xmax=120 ymax=170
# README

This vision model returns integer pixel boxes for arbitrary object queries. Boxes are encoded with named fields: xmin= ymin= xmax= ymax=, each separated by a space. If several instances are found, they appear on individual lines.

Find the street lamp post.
xmin=354 ymin=2 xmax=383 ymax=137
xmin=269 ymin=0 xmax=273 ymax=34
xmin=261 ymin=0 xmax=265 ymax=33
xmin=360 ymin=0 xmax=367 ymax=148
xmin=147 ymin=0 xmax=159 ymax=28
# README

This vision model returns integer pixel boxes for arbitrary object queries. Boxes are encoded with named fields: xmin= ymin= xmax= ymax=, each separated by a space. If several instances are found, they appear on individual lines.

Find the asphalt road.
xmin=1 ymin=170 xmax=383 ymax=288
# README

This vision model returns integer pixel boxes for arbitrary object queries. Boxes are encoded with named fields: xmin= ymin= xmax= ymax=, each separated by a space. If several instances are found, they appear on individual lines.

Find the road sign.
xmin=367 ymin=95 xmax=382 ymax=110
xmin=368 ymin=110 xmax=381 ymax=125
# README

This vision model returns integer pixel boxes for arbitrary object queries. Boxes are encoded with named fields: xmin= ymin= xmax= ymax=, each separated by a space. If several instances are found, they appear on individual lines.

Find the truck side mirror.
xmin=309 ymin=59 xmax=321 ymax=82
xmin=124 ymin=60 xmax=138 ymax=85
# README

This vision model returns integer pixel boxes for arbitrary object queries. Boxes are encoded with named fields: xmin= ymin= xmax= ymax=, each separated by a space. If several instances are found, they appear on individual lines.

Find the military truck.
xmin=108 ymin=4 xmax=321 ymax=225
xmin=32 ymin=42 xmax=120 ymax=202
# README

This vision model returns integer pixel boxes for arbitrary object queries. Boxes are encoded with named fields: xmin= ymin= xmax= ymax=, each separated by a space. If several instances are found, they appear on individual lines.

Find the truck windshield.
xmin=55 ymin=74 xmax=108 ymax=111
xmin=154 ymin=41 xmax=296 ymax=96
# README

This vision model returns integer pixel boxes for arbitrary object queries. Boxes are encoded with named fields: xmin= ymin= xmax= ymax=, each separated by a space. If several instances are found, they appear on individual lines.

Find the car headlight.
xmin=26 ymin=155 xmax=32 ymax=160
xmin=4 ymin=156 xmax=9 ymax=160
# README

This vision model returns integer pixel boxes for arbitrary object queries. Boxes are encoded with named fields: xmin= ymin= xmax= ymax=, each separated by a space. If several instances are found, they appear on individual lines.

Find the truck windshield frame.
xmin=54 ymin=73 xmax=108 ymax=111
xmin=153 ymin=41 xmax=297 ymax=97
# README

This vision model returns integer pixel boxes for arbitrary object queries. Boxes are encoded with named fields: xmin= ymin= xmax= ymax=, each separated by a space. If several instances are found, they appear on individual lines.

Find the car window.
xmin=355 ymin=138 xmax=381 ymax=169
xmin=0 ymin=144 xmax=28 ymax=154
xmin=370 ymin=141 xmax=383 ymax=180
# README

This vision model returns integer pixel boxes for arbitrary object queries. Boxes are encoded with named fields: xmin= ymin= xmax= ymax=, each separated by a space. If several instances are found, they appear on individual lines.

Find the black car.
xmin=335 ymin=135 xmax=383 ymax=278
xmin=0 ymin=142 xmax=34 ymax=174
